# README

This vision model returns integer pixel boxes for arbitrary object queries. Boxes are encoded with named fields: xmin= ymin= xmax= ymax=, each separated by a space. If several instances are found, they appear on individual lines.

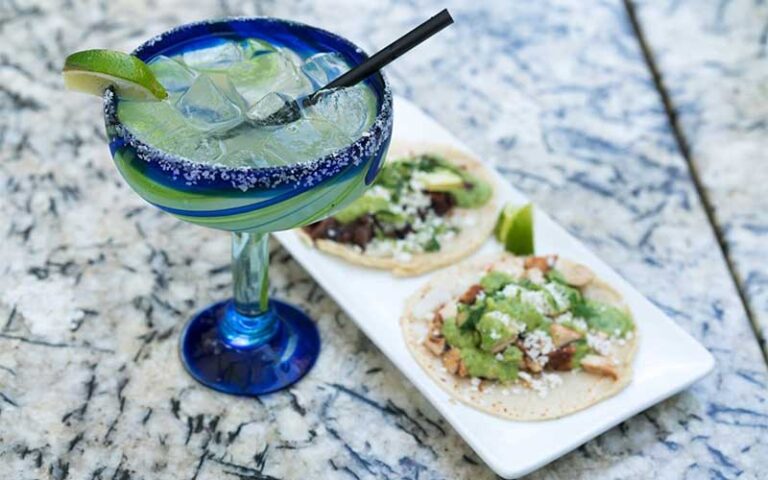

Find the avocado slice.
xmin=447 ymin=180 xmax=492 ymax=208
xmin=334 ymin=195 xmax=390 ymax=224
xmin=418 ymin=168 xmax=465 ymax=192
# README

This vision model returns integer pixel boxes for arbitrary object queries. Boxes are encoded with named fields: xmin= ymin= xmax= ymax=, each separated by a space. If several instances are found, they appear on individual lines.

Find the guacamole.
xmin=306 ymin=153 xmax=493 ymax=254
xmin=432 ymin=260 xmax=635 ymax=383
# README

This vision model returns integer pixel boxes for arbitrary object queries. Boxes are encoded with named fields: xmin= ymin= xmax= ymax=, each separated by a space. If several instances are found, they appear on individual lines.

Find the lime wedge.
xmin=63 ymin=49 xmax=167 ymax=101
xmin=495 ymin=203 xmax=534 ymax=255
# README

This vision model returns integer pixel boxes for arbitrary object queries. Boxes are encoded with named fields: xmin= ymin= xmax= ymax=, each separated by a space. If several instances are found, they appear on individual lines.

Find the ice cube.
xmin=301 ymin=52 xmax=350 ymax=88
xmin=181 ymin=42 xmax=243 ymax=70
xmin=260 ymin=143 xmax=291 ymax=166
xmin=175 ymin=74 xmax=246 ymax=132
xmin=306 ymin=86 xmax=371 ymax=137
xmin=246 ymin=92 xmax=293 ymax=121
xmin=228 ymin=51 xmax=313 ymax=106
xmin=217 ymin=143 xmax=290 ymax=168
xmin=240 ymin=38 xmax=276 ymax=59
xmin=165 ymin=135 xmax=224 ymax=164
xmin=216 ymin=149 xmax=269 ymax=168
xmin=264 ymin=116 xmax=343 ymax=162
xmin=187 ymin=137 xmax=224 ymax=163
xmin=148 ymin=55 xmax=196 ymax=92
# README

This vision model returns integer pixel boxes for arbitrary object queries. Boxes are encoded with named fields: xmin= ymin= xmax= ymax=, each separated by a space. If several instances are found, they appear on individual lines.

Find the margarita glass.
xmin=103 ymin=18 xmax=392 ymax=395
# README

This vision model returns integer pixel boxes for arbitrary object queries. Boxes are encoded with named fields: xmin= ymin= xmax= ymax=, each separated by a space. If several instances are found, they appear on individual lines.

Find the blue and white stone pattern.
xmin=0 ymin=0 xmax=766 ymax=478
xmin=634 ymin=0 xmax=768 ymax=357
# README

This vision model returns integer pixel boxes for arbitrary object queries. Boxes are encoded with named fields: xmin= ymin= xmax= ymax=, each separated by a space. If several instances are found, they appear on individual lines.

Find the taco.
xmin=299 ymin=143 xmax=498 ymax=276
xmin=401 ymin=253 xmax=638 ymax=420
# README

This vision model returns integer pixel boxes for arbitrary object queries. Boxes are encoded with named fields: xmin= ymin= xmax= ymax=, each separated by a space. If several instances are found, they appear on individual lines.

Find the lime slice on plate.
xmin=495 ymin=203 xmax=534 ymax=255
xmin=63 ymin=49 xmax=167 ymax=101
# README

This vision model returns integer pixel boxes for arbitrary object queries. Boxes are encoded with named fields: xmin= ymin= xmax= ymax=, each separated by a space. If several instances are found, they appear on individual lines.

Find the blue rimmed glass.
xmin=103 ymin=18 xmax=393 ymax=395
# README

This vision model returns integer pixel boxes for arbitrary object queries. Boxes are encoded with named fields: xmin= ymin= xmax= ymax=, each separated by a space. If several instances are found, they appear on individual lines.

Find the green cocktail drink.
xmin=65 ymin=18 xmax=392 ymax=396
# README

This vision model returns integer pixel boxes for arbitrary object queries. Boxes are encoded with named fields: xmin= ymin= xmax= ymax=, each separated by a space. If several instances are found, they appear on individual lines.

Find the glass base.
xmin=179 ymin=299 xmax=320 ymax=396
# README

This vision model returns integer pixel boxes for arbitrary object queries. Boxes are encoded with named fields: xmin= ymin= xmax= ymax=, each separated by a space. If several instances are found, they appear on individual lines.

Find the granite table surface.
xmin=1 ymin=1 xmax=767 ymax=479
xmin=633 ymin=0 xmax=768 ymax=359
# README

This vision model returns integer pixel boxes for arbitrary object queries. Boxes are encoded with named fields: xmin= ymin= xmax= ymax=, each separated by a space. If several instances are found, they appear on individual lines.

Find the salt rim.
xmin=103 ymin=17 xmax=393 ymax=192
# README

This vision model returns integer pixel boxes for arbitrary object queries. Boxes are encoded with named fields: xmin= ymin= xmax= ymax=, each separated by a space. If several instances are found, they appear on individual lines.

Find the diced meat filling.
xmin=442 ymin=348 xmax=463 ymax=375
xmin=424 ymin=335 xmax=446 ymax=356
xmin=524 ymin=256 xmax=552 ymax=273
xmin=421 ymin=256 xmax=627 ymax=386
xmin=303 ymin=190 xmax=456 ymax=249
xmin=428 ymin=191 xmax=456 ymax=216
xmin=547 ymin=344 xmax=576 ymax=371
xmin=550 ymin=324 xmax=583 ymax=348
xmin=581 ymin=354 xmax=618 ymax=380
xmin=459 ymin=284 xmax=484 ymax=304
xmin=304 ymin=214 xmax=376 ymax=249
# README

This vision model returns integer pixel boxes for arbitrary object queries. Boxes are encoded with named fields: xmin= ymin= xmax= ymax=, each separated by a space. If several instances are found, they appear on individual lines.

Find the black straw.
xmin=321 ymin=9 xmax=454 ymax=91
xmin=254 ymin=9 xmax=454 ymax=126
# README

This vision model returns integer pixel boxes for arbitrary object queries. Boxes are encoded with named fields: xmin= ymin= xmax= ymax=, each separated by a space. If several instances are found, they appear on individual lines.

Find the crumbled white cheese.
xmin=526 ymin=268 xmax=545 ymax=285
xmin=533 ymin=373 xmax=564 ymax=398
xmin=484 ymin=311 xmax=526 ymax=336
xmin=394 ymin=251 xmax=413 ymax=262
xmin=408 ymin=178 xmax=426 ymax=192
xmin=395 ymin=189 xmax=431 ymax=215
xmin=512 ymin=320 xmax=527 ymax=333
xmin=518 ymin=372 xmax=563 ymax=398
xmin=555 ymin=312 xmax=588 ymax=331
xmin=501 ymin=284 xmax=522 ymax=299
xmin=572 ymin=317 xmax=588 ymax=331
xmin=495 ymin=353 xmax=504 ymax=361
xmin=520 ymin=290 xmax=555 ymax=315
xmin=485 ymin=310 xmax=512 ymax=327
xmin=470 ymin=377 xmax=481 ymax=392
xmin=365 ymin=185 xmax=460 ymax=257
xmin=522 ymin=330 xmax=555 ymax=367
xmin=367 ymin=185 xmax=391 ymax=200
xmin=544 ymin=282 xmax=570 ymax=310
xmin=546 ymin=373 xmax=564 ymax=387
xmin=587 ymin=332 xmax=612 ymax=356
xmin=364 ymin=240 xmax=395 ymax=257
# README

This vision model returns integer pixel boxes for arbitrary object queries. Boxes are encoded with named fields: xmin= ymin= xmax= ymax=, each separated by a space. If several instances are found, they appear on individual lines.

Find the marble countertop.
xmin=634 ymin=0 xmax=768 ymax=359
xmin=1 ymin=1 xmax=766 ymax=479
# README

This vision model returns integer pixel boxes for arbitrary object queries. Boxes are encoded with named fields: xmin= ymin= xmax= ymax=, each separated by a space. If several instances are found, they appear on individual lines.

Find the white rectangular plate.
xmin=274 ymin=96 xmax=715 ymax=479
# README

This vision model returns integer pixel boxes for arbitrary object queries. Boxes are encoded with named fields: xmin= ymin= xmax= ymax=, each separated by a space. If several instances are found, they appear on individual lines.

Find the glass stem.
xmin=233 ymin=231 xmax=270 ymax=316
xmin=220 ymin=231 xmax=276 ymax=347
